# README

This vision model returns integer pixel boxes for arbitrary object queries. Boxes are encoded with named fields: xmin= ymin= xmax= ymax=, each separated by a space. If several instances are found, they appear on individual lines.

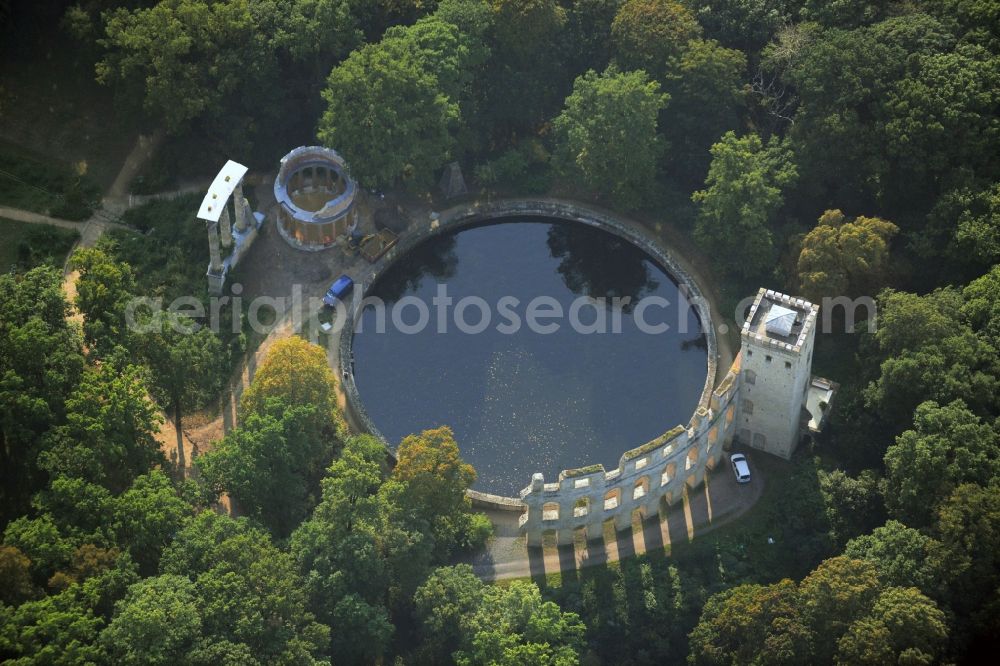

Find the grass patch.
xmin=0 ymin=18 xmax=140 ymax=191
xmin=104 ymin=194 xmax=208 ymax=302
xmin=0 ymin=142 xmax=101 ymax=220
xmin=0 ymin=218 xmax=79 ymax=272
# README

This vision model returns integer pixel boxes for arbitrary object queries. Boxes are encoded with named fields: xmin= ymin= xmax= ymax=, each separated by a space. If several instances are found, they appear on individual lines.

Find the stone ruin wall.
xmin=516 ymin=356 xmax=741 ymax=546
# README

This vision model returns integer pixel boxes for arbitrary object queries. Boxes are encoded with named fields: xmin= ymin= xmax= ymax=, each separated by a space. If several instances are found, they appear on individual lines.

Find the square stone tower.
xmin=737 ymin=289 xmax=819 ymax=459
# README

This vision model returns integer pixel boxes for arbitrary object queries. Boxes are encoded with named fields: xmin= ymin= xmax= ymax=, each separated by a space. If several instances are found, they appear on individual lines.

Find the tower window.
xmin=785 ymin=361 xmax=792 ymax=369
xmin=743 ymin=399 xmax=754 ymax=415
xmin=744 ymin=369 xmax=756 ymax=385
xmin=765 ymin=355 xmax=772 ymax=363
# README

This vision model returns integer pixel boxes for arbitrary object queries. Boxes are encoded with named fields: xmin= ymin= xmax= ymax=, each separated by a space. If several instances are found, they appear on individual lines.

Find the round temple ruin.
xmin=274 ymin=146 xmax=358 ymax=251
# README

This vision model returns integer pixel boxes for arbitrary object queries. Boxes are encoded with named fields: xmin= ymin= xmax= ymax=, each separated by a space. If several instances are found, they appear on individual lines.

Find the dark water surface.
xmin=351 ymin=217 xmax=707 ymax=495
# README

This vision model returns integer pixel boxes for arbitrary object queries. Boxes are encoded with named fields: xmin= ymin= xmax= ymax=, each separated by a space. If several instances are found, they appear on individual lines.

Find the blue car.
xmin=323 ymin=275 xmax=354 ymax=307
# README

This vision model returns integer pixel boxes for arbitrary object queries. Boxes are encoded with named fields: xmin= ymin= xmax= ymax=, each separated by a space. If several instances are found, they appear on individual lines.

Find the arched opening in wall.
xmin=542 ymin=529 xmax=558 ymax=548
xmin=685 ymin=473 xmax=698 ymax=488
xmin=708 ymin=426 xmax=718 ymax=445
xmin=633 ymin=476 xmax=650 ymax=501
xmin=706 ymin=453 xmax=720 ymax=470
xmin=631 ymin=506 xmax=647 ymax=529
xmin=685 ymin=447 xmax=699 ymax=471
xmin=518 ymin=506 xmax=529 ymax=528
xmin=661 ymin=462 xmax=676 ymax=487
xmin=542 ymin=502 xmax=560 ymax=521
xmin=574 ymin=525 xmax=588 ymax=545
xmin=603 ymin=488 xmax=621 ymax=511
xmin=573 ymin=497 xmax=591 ymax=518
xmin=661 ymin=490 xmax=675 ymax=507
xmin=602 ymin=517 xmax=616 ymax=542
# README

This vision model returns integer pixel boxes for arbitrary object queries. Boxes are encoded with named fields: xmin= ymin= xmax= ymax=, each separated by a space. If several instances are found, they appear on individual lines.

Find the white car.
xmin=730 ymin=453 xmax=751 ymax=483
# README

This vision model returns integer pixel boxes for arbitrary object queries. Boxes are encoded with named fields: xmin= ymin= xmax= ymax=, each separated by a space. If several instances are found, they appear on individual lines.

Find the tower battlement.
xmin=736 ymin=289 xmax=820 ymax=459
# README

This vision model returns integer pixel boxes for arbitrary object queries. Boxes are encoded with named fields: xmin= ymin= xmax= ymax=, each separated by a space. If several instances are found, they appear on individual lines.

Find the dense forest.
xmin=1 ymin=0 xmax=999 ymax=664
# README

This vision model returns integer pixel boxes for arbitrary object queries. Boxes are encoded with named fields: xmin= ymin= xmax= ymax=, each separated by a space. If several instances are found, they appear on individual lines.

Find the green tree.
xmin=835 ymin=586 xmax=948 ymax=665
xmin=96 ymin=0 xmax=279 ymax=136
xmin=392 ymin=426 xmax=485 ymax=559
xmin=31 ymin=476 xmax=114 ymax=544
xmin=564 ymin=0 xmax=620 ymax=74
xmin=318 ymin=16 xmax=481 ymax=188
xmin=0 ymin=544 xmax=137 ymax=662
xmin=197 ymin=403 xmax=336 ymax=537
xmin=39 ymin=361 xmax=164 ymax=493
xmin=0 ymin=584 xmax=107 ymax=664
xmin=665 ymin=38 xmax=746 ymax=176
xmin=932 ymin=182 xmax=1000 ymax=273
xmin=867 ymin=287 xmax=964 ymax=360
xmin=137 ymin=314 xmax=226 ymax=472
xmin=0 ymin=545 xmax=37 ymax=605
xmin=798 ymin=556 xmax=881 ymax=660
xmin=288 ymin=434 xmax=412 ymax=660
xmin=844 ymin=520 xmax=945 ymax=594
xmin=883 ymin=399 xmax=1000 ymax=527
xmin=71 ymin=246 xmax=135 ymax=356
xmin=479 ymin=0 xmax=567 ymax=139
xmin=797 ymin=210 xmax=898 ymax=301
xmin=413 ymin=564 xmax=486 ymax=662
xmin=799 ymin=0 xmax=893 ymax=28
xmin=492 ymin=0 xmax=567 ymax=61
xmin=685 ymin=0 xmax=794 ymax=51
xmin=925 ymin=0 xmax=1000 ymax=50
xmin=818 ymin=469 xmax=886 ymax=546
xmin=962 ymin=263 xmax=1000 ymax=349
xmin=692 ymin=131 xmax=797 ymax=277
xmin=290 ymin=434 xmax=390 ymax=617
xmin=0 ymin=267 xmax=85 ymax=522
xmin=783 ymin=13 xmax=955 ymax=209
xmin=238 ymin=336 xmax=343 ymax=435
xmin=610 ymin=0 xmax=701 ymax=81
xmin=3 ymin=514 xmax=75 ymax=583
xmin=49 ymin=544 xmax=124 ymax=593
xmin=553 ymin=67 xmax=668 ymax=209
xmin=277 ymin=0 xmax=363 ymax=68
xmin=159 ymin=511 xmax=329 ymax=663
xmin=863 ymin=287 xmax=1000 ymax=427
xmin=688 ymin=579 xmax=813 ymax=665
xmin=934 ymin=483 xmax=1000 ymax=631
xmin=112 ymin=470 xmax=192 ymax=575
xmin=328 ymin=593 xmax=394 ymax=663
xmin=454 ymin=580 xmax=587 ymax=665
xmin=881 ymin=44 xmax=1000 ymax=192
xmin=100 ymin=574 xmax=203 ymax=666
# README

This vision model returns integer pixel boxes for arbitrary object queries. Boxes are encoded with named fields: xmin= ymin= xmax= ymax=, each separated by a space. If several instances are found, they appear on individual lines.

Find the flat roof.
xmin=197 ymin=160 xmax=249 ymax=222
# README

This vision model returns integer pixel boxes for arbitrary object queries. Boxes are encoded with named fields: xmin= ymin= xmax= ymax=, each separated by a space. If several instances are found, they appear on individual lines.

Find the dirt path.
xmin=107 ymin=129 xmax=165 ymax=199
